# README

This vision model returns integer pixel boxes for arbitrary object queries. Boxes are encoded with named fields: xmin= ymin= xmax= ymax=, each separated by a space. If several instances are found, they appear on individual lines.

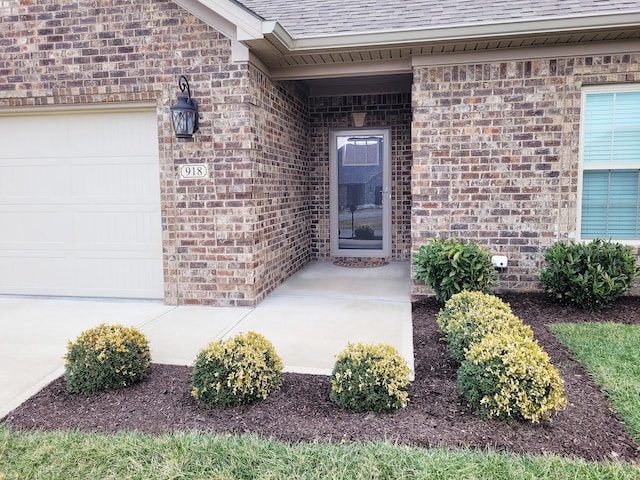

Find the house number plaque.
xmin=179 ymin=164 xmax=209 ymax=179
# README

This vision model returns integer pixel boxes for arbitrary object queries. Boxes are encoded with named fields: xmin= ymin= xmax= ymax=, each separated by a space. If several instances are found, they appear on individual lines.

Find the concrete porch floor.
xmin=0 ymin=260 xmax=412 ymax=419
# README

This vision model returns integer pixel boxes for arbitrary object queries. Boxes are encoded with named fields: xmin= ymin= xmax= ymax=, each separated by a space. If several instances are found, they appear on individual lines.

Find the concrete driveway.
xmin=0 ymin=261 xmax=413 ymax=418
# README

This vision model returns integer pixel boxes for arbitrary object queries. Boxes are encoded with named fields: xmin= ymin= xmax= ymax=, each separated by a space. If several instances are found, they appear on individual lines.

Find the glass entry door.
xmin=330 ymin=128 xmax=391 ymax=257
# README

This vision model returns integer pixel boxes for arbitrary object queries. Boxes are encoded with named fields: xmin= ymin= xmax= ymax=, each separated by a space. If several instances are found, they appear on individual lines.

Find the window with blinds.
xmin=580 ymin=89 xmax=640 ymax=240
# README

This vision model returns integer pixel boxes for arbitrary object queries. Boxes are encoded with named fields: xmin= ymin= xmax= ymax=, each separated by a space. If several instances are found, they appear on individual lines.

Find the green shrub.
xmin=457 ymin=330 xmax=566 ymax=423
xmin=191 ymin=331 xmax=283 ymax=408
xmin=330 ymin=342 xmax=411 ymax=414
xmin=64 ymin=323 xmax=151 ymax=394
xmin=413 ymin=238 xmax=497 ymax=303
xmin=540 ymin=239 xmax=639 ymax=312
xmin=354 ymin=224 xmax=375 ymax=240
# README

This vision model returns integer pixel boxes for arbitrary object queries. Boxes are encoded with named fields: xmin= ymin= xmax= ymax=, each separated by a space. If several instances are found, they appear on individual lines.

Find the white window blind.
xmin=581 ymin=90 xmax=640 ymax=239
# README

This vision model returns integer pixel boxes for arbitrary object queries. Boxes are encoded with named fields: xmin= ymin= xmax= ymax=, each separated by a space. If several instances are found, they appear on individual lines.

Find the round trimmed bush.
xmin=64 ymin=323 xmax=151 ymax=394
xmin=540 ymin=239 xmax=639 ymax=312
xmin=413 ymin=238 xmax=497 ymax=303
xmin=441 ymin=305 xmax=533 ymax=363
xmin=191 ymin=331 xmax=283 ymax=407
xmin=330 ymin=342 xmax=411 ymax=414
xmin=457 ymin=330 xmax=566 ymax=423
xmin=436 ymin=290 xmax=512 ymax=339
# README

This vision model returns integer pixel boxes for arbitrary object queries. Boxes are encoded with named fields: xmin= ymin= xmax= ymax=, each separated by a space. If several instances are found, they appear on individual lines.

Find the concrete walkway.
xmin=0 ymin=261 xmax=412 ymax=418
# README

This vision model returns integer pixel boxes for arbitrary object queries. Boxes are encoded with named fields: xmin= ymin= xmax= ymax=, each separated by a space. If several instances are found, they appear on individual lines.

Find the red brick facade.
xmin=249 ymin=68 xmax=311 ymax=303
xmin=2 ymin=0 xmax=639 ymax=304
xmin=411 ymin=53 xmax=640 ymax=297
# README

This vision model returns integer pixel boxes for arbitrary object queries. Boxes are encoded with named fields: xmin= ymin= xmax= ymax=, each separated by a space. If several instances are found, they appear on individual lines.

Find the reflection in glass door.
xmin=330 ymin=128 xmax=391 ymax=257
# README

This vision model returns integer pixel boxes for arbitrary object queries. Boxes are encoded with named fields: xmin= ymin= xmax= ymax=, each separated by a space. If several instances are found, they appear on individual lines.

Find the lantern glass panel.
xmin=171 ymin=109 xmax=196 ymax=138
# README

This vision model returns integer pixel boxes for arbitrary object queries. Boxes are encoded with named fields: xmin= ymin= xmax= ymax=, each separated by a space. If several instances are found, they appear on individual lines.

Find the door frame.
xmin=329 ymin=128 xmax=392 ymax=258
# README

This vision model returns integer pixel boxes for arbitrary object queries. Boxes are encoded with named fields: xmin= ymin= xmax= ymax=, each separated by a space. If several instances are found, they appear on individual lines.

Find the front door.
xmin=330 ymin=128 xmax=391 ymax=257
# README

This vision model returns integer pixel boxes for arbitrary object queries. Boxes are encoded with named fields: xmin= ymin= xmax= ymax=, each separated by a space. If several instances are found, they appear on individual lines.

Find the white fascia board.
xmin=269 ymin=11 xmax=640 ymax=53
xmin=173 ymin=0 xmax=237 ymax=39
xmin=413 ymin=39 xmax=640 ymax=67
xmin=261 ymin=20 xmax=295 ymax=52
xmin=190 ymin=0 xmax=263 ymax=39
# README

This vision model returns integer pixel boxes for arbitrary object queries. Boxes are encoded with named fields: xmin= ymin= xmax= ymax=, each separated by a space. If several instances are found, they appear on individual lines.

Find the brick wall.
xmin=412 ymin=52 xmax=640 ymax=298
xmin=309 ymin=93 xmax=413 ymax=260
xmin=249 ymin=67 xmax=311 ymax=303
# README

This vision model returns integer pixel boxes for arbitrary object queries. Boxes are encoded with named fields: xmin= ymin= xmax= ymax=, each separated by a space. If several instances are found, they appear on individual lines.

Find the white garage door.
xmin=0 ymin=107 xmax=164 ymax=299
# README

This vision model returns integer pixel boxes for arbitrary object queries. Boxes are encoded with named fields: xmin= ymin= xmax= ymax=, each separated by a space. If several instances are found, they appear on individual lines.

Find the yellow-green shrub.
xmin=457 ymin=330 xmax=566 ymax=423
xmin=191 ymin=331 xmax=283 ymax=408
xmin=64 ymin=323 xmax=151 ymax=394
xmin=441 ymin=306 xmax=534 ymax=363
xmin=330 ymin=342 xmax=411 ymax=414
xmin=436 ymin=290 xmax=512 ymax=336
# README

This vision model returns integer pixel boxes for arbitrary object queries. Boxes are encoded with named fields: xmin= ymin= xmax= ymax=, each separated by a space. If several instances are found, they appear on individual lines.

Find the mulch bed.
xmin=3 ymin=293 xmax=640 ymax=462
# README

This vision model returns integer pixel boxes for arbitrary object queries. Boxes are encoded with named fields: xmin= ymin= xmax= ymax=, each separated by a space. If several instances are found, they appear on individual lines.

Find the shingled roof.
xmin=236 ymin=0 xmax=640 ymax=38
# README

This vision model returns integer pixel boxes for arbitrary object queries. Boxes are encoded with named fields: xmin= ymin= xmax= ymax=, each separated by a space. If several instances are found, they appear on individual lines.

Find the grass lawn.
xmin=551 ymin=322 xmax=640 ymax=444
xmin=2 ymin=427 xmax=640 ymax=480
xmin=3 ymin=322 xmax=640 ymax=479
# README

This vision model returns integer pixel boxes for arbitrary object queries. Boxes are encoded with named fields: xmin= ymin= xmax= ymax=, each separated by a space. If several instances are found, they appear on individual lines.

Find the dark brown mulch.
xmin=3 ymin=293 xmax=640 ymax=462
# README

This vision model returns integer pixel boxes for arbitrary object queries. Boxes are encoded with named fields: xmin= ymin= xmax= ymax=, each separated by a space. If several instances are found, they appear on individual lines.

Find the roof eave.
xmin=261 ymin=10 xmax=640 ymax=53
xmin=175 ymin=2 xmax=640 ymax=74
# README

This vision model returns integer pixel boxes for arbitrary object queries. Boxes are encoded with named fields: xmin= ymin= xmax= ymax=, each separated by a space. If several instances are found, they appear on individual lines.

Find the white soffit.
xmin=412 ymin=38 xmax=640 ymax=67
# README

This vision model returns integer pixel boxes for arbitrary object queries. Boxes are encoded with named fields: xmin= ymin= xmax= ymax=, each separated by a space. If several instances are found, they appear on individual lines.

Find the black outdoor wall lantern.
xmin=170 ymin=75 xmax=199 ymax=139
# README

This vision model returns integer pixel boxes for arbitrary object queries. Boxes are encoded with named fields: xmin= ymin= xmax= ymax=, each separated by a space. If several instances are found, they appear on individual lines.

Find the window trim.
xmin=577 ymin=84 xmax=640 ymax=246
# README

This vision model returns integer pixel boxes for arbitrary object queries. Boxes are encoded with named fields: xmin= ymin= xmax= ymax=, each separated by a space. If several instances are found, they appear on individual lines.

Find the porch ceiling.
xmin=301 ymin=74 xmax=413 ymax=97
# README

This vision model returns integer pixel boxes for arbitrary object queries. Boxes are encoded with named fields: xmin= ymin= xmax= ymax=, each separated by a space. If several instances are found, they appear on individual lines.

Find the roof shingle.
xmin=235 ymin=0 xmax=640 ymax=37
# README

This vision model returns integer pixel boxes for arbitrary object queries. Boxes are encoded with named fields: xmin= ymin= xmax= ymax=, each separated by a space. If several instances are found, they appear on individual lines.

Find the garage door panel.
xmin=0 ymin=160 xmax=69 ymax=202
xmin=0 ymin=258 xmax=161 ymax=298
xmin=2 ymin=118 xmax=73 ymax=158
xmin=0 ymin=108 xmax=163 ymax=299
xmin=0 ymin=250 xmax=163 ymax=298
xmin=74 ymin=249 xmax=162 ymax=259
xmin=70 ymin=243 xmax=162 ymax=253
xmin=73 ymin=257 xmax=163 ymax=298
xmin=71 ymin=157 xmax=160 ymax=200
xmin=0 ymin=253 xmax=71 ymax=294
xmin=73 ymin=210 xmax=160 ymax=246
xmin=0 ymin=209 xmax=70 ymax=247
xmin=68 ymin=112 xmax=159 ymax=158
xmin=2 ymin=111 xmax=157 ymax=159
